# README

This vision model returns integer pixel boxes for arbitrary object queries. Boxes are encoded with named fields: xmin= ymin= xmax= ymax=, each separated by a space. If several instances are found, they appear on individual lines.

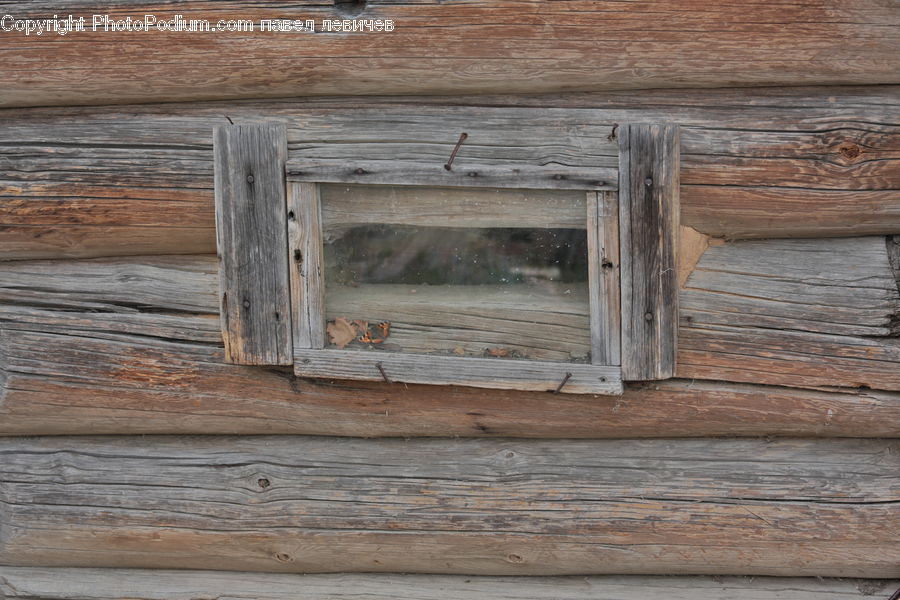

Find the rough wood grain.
xmin=1 ymin=1 xmax=898 ymax=108
xmin=680 ymin=237 xmax=900 ymax=390
xmin=587 ymin=191 xmax=620 ymax=365
xmin=1 ymin=568 xmax=897 ymax=600
xmin=0 ymin=436 xmax=897 ymax=576
xmin=2 ymin=87 xmax=898 ymax=260
xmin=288 ymin=182 xmax=325 ymax=350
xmin=326 ymin=283 xmax=591 ymax=363
xmin=618 ymin=124 xmax=679 ymax=380
xmin=321 ymin=185 xmax=589 ymax=230
xmin=214 ymin=123 xmax=291 ymax=364
xmin=294 ymin=348 xmax=622 ymax=395
xmin=287 ymin=161 xmax=617 ymax=191
xmin=0 ymin=314 xmax=898 ymax=437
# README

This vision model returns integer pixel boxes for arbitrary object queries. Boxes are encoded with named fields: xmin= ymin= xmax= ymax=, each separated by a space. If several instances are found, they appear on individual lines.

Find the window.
xmin=213 ymin=122 xmax=679 ymax=395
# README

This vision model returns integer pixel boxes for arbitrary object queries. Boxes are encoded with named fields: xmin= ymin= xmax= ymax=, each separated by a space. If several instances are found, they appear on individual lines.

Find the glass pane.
xmin=320 ymin=185 xmax=592 ymax=363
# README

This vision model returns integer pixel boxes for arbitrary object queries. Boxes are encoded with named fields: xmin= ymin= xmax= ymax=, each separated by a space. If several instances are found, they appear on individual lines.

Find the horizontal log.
xmin=679 ymin=236 xmax=900 ymax=390
xmin=0 ymin=436 xmax=897 ymax=576
xmin=2 ymin=324 xmax=899 ymax=437
xmin=1 ymin=234 xmax=899 ymax=435
xmin=2 ymin=86 xmax=898 ymax=260
xmin=1 ymin=568 xmax=898 ymax=600
xmin=1 ymin=1 xmax=897 ymax=107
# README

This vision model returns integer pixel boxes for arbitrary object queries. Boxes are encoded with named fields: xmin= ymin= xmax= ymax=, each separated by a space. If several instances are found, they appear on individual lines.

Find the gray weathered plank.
xmin=1 ymin=568 xmax=897 ymax=600
xmin=588 ymin=191 xmax=621 ymax=365
xmin=287 ymin=182 xmax=325 ymax=350
xmin=0 ymin=436 xmax=897 ymax=576
xmin=295 ymin=348 xmax=622 ymax=395
xmin=287 ymin=160 xmax=618 ymax=191
xmin=326 ymin=283 xmax=592 ymax=363
xmin=321 ymin=184 xmax=589 ymax=230
xmin=618 ymin=123 xmax=680 ymax=380
xmin=214 ymin=123 xmax=291 ymax=364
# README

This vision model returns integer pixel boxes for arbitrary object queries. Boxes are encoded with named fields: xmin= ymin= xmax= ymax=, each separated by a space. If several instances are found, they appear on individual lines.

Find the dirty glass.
xmin=319 ymin=184 xmax=592 ymax=363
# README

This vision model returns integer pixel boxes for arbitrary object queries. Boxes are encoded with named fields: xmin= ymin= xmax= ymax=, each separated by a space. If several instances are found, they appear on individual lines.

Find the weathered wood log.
xmin=1 ymin=233 xmax=899 ymax=435
xmin=679 ymin=236 xmax=900 ymax=390
xmin=0 ymin=436 xmax=897 ymax=576
xmin=2 ymin=86 xmax=898 ymax=260
xmin=1 ymin=1 xmax=897 ymax=108
xmin=3 ymin=324 xmax=899 ymax=437
xmin=214 ymin=123 xmax=292 ymax=365
xmin=1 ymin=568 xmax=897 ymax=600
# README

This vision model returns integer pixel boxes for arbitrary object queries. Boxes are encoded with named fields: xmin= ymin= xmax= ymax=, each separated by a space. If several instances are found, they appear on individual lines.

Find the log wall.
xmin=1 ymin=82 xmax=899 ymax=592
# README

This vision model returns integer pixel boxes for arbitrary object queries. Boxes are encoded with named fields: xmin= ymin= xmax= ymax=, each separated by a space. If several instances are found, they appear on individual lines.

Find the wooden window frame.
xmin=213 ymin=122 xmax=679 ymax=396
xmin=286 ymin=167 xmax=621 ymax=395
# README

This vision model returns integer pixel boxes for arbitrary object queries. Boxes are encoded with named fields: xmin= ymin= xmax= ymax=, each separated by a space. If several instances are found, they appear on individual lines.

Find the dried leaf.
xmin=327 ymin=317 xmax=358 ymax=349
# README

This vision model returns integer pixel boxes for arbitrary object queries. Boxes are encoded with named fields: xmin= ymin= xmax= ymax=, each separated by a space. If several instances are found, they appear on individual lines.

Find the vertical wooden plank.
xmin=288 ymin=182 xmax=326 ymax=349
xmin=587 ymin=191 xmax=621 ymax=366
xmin=213 ymin=123 xmax=291 ymax=365
xmin=618 ymin=123 xmax=680 ymax=380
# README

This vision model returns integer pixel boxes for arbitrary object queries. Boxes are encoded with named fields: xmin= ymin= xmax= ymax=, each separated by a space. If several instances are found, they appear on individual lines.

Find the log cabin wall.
xmin=1 ymin=1 xmax=899 ymax=596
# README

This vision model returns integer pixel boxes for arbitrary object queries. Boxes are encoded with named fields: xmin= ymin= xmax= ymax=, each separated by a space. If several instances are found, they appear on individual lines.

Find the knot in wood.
xmin=644 ymin=312 xmax=654 ymax=321
xmin=644 ymin=177 xmax=653 ymax=186
xmin=257 ymin=477 xmax=270 ymax=489
xmin=838 ymin=143 xmax=861 ymax=160
xmin=246 ymin=174 xmax=254 ymax=184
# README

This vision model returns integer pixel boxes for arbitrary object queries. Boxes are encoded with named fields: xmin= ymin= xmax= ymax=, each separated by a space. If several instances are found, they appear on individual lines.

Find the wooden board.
xmin=321 ymin=185 xmax=589 ymax=230
xmin=214 ymin=123 xmax=291 ymax=364
xmin=618 ymin=123 xmax=679 ymax=380
xmin=288 ymin=182 xmax=326 ymax=350
xmin=587 ymin=191 xmax=621 ymax=365
xmin=2 ymin=87 xmax=898 ymax=260
xmin=287 ymin=161 xmax=617 ymax=191
xmin=1 ymin=1 xmax=898 ymax=107
xmin=2 ymin=568 xmax=898 ymax=600
xmin=0 ymin=436 xmax=897 ymax=576
xmin=294 ymin=348 xmax=622 ymax=395
xmin=326 ymin=283 xmax=592 ymax=363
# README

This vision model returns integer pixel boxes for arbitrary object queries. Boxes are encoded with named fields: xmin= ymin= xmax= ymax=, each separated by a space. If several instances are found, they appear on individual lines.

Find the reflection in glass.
xmin=321 ymin=186 xmax=592 ymax=363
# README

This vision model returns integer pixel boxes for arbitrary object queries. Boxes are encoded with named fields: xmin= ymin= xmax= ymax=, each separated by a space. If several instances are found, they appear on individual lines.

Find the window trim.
xmin=285 ymin=170 xmax=622 ymax=395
